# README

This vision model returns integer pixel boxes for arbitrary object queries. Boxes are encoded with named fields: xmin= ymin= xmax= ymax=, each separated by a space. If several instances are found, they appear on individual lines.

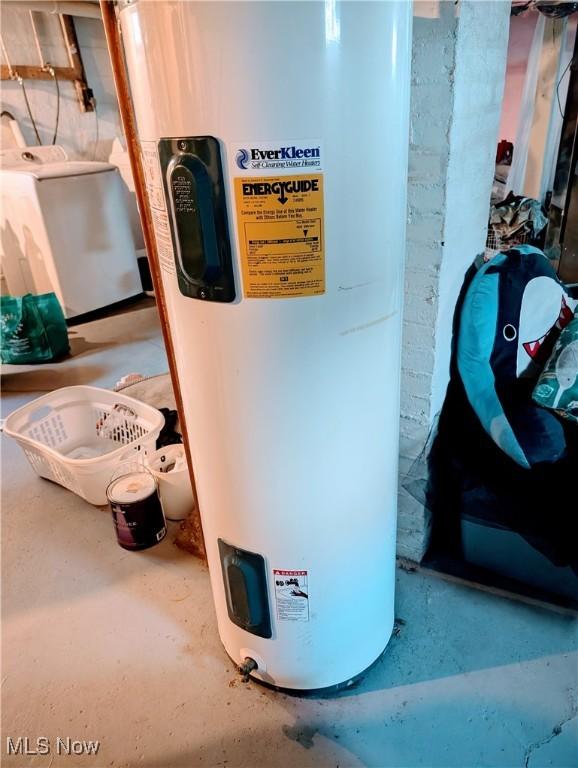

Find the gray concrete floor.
xmin=1 ymin=300 xmax=577 ymax=768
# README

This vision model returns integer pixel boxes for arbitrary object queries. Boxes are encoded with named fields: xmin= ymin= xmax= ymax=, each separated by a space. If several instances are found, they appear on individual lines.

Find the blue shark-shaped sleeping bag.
xmin=457 ymin=246 xmax=577 ymax=469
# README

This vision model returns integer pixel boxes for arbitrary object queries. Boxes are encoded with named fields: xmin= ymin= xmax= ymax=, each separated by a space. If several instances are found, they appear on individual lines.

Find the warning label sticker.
xmin=234 ymin=175 xmax=325 ymax=298
xmin=273 ymin=569 xmax=309 ymax=623
xmin=140 ymin=141 xmax=175 ymax=276
xmin=141 ymin=142 xmax=166 ymax=212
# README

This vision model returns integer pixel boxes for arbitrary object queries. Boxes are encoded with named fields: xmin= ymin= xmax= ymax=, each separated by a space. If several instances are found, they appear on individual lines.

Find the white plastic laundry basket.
xmin=4 ymin=386 xmax=165 ymax=505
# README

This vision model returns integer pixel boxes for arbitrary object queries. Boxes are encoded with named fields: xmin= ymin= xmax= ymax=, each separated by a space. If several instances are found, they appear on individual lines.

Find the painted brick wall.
xmin=0 ymin=9 xmax=122 ymax=160
xmin=0 ymin=10 xmax=143 ymax=247
xmin=397 ymin=0 xmax=510 ymax=561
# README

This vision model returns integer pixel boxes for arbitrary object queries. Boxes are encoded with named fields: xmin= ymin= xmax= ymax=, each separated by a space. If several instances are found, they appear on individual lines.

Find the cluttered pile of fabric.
xmin=511 ymin=1 xmax=578 ymax=18
xmin=485 ymin=194 xmax=548 ymax=260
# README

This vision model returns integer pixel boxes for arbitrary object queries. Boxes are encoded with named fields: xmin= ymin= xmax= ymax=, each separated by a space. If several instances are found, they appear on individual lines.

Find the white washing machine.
xmin=0 ymin=145 xmax=142 ymax=319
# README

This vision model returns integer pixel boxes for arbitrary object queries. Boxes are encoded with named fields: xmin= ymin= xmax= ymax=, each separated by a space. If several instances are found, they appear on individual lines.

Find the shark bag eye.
xmin=457 ymin=246 xmax=577 ymax=469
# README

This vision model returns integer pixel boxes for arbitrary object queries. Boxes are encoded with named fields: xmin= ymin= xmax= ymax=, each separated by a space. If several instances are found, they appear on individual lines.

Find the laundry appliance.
xmin=0 ymin=145 xmax=142 ymax=318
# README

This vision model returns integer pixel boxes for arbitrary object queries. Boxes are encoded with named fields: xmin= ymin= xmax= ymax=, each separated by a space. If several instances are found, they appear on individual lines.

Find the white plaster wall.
xmin=499 ymin=12 xmax=538 ymax=143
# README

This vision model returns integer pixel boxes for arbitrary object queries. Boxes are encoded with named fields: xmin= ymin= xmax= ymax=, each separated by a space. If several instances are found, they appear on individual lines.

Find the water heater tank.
xmin=119 ymin=0 xmax=411 ymax=691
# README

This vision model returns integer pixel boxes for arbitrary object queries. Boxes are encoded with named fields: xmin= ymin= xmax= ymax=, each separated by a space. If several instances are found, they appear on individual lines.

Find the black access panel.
xmin=158 ymin=136 xmax=235 ymax=302
xmin=218 ymin=539 xmax=272 ymax=639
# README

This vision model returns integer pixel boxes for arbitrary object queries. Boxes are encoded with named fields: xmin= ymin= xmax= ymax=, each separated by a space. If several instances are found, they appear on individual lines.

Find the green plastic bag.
xmin=1 ymin=293 xmax=70 ymax=364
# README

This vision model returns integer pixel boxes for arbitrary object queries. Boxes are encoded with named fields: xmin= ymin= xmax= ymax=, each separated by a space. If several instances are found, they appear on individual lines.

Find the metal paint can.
xmin=106 ymin=470 xmax=167 ymax=551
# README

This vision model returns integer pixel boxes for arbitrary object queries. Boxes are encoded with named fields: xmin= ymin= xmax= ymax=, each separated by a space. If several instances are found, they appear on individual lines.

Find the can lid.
xmin=107 ymin=472 xmax=156 ymax=503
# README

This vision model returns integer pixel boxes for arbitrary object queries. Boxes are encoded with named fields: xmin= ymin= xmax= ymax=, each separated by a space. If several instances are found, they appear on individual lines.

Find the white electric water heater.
xmin=119 ymin=0 xmax=411 ymax=691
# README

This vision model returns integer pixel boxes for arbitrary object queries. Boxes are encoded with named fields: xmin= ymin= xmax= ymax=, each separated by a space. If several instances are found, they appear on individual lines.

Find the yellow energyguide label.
xmin=234 ymin=174 xmax=325 ymax=298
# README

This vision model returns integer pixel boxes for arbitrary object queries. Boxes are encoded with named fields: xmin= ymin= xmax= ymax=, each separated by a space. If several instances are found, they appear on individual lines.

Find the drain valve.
xmin=239 ymin=657 xmax=258 ymax=683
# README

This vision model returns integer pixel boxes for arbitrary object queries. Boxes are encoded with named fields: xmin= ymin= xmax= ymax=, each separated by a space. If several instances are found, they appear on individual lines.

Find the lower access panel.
xmin=218 ymin=539 xmax=272 ymax=638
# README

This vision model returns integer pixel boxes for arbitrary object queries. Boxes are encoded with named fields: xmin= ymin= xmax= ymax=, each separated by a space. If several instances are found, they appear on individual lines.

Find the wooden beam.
xmin=99 ymin=0 xmax=206 ymax=558
xmin=58 ymin=14 xmax=94 ymax=112
xmin=1 ymin=63 xmax=77 ymax=81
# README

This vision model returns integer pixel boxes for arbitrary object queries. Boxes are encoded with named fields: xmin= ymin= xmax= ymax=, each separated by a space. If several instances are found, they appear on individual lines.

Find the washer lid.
xmin=0 ymin=145 xmax=68 ymax=167
xmin=2 ymin=161 xmax=117 ymax=180
xmin=0 ymin=146 xmax=116 ymax=179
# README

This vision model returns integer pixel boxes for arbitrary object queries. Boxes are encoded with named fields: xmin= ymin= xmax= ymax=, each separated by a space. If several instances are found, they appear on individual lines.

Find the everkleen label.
xmin=273 ymin=569 xmax=309 ymax=622
xmin=232 ymin=140 xmax=322 ymax=175
xmin=234 ymin=173 xmax=325 ymax=298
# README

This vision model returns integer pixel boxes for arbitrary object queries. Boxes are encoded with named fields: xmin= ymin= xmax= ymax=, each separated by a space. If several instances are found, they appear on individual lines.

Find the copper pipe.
xmin=29 ymin=11 xmax=46 ymax=68
xmin=3 ymin=2 xmax=102 ymax=19
xmin=0 ymin=32 xmax=17 ymax=79
xmin=100 ymin=0 xmax=205 ymax=558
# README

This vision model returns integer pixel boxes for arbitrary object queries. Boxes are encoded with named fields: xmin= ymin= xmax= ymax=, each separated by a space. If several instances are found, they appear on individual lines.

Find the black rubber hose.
xmin=19 ymin=79 xmax=42 ymax=145
xmin=51 ymin=69 xmax=60 ymax=145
